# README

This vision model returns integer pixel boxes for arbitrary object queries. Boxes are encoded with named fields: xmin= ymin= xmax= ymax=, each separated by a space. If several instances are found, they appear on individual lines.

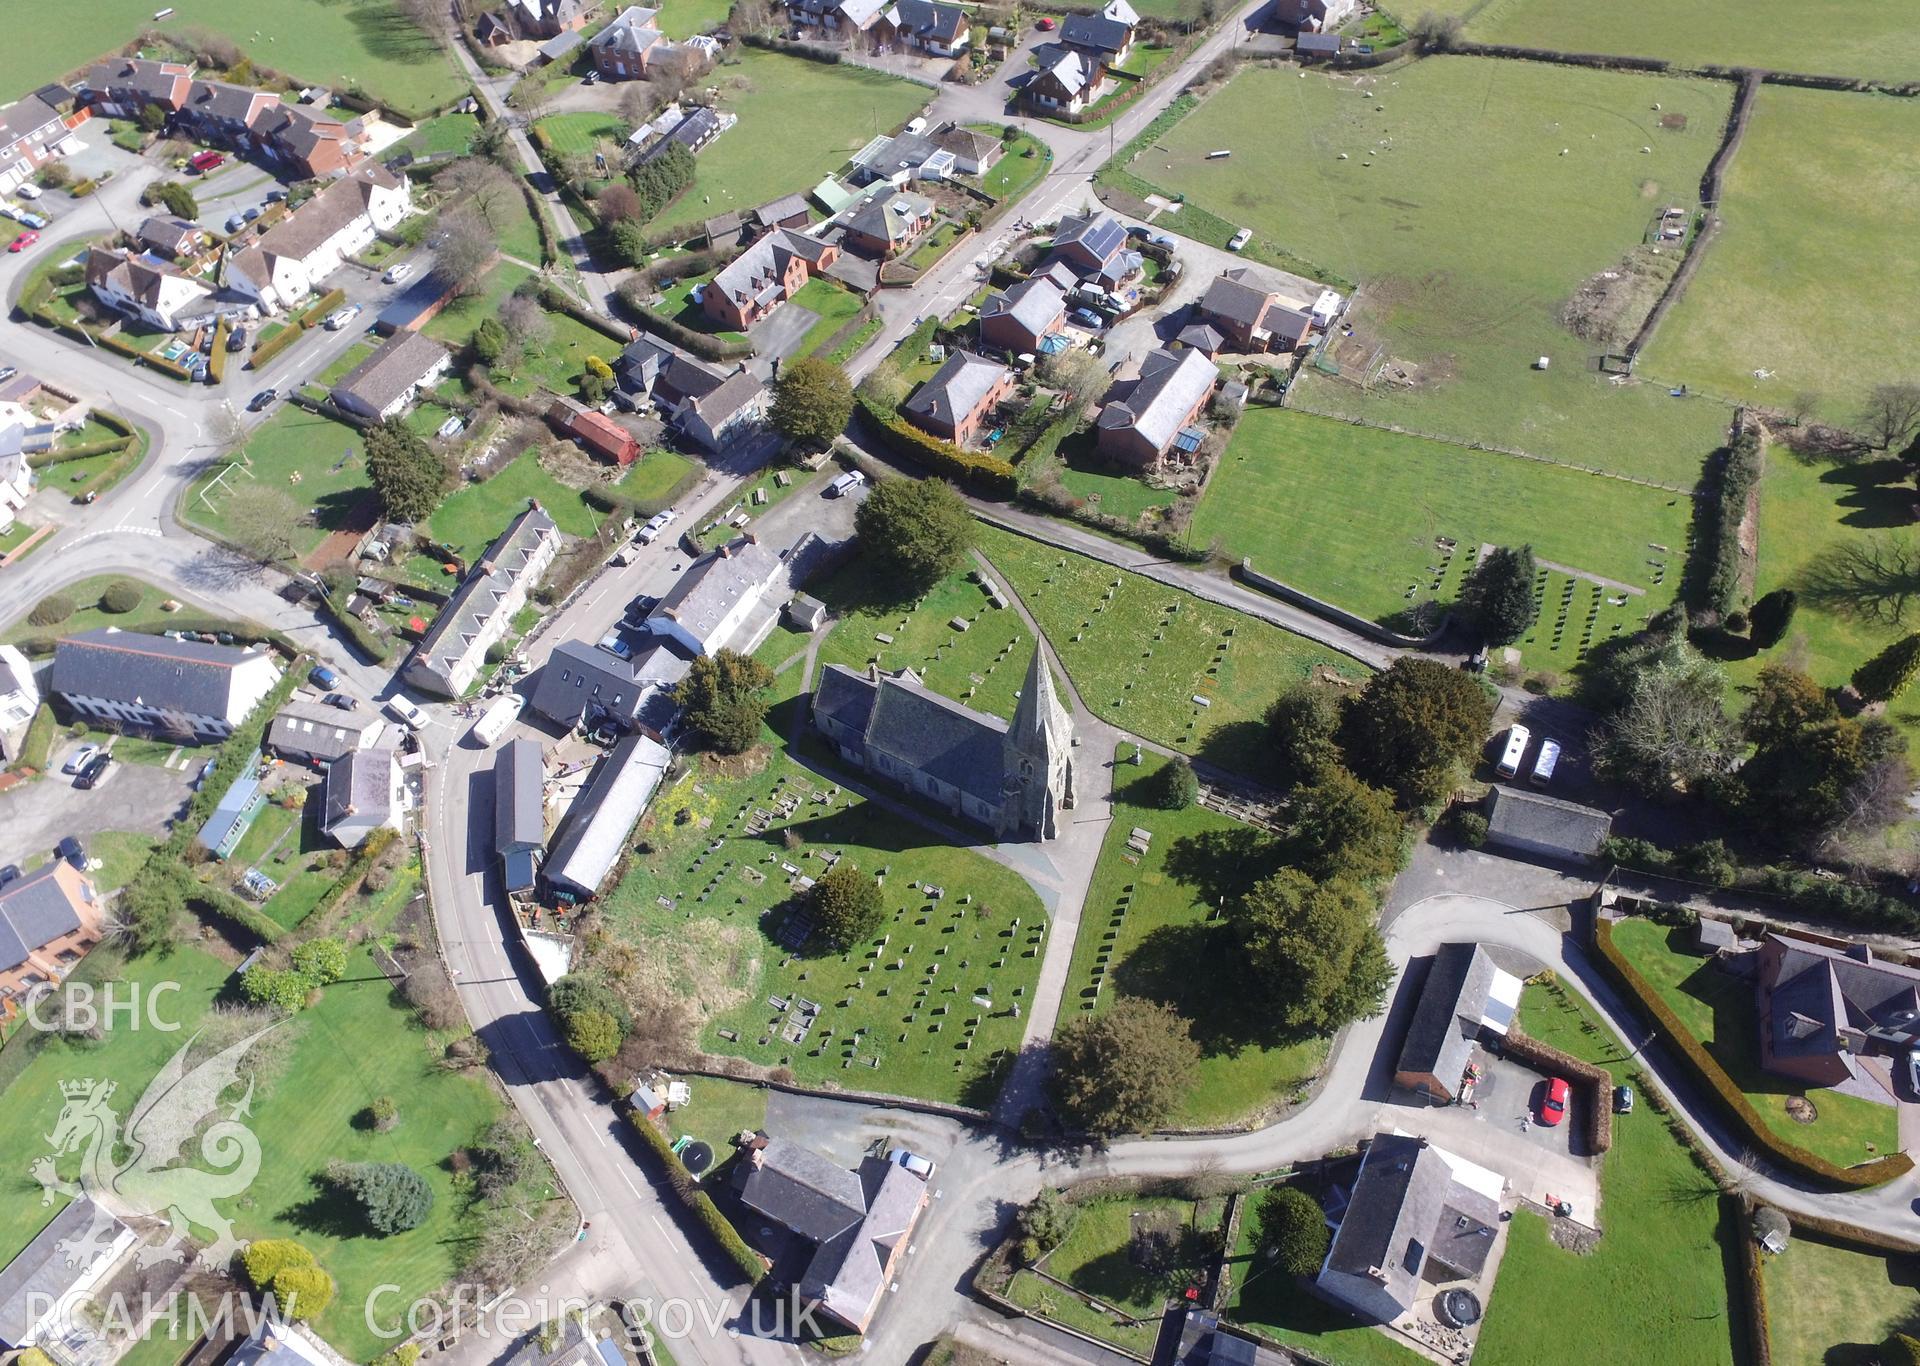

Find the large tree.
xmin=1048 ymin=997 xmax=1199 ymax=1137
xmin=1853 ymin=634 xmax=1920 ymax=704
xmin=329 ymin=1160 xmax=434 ymax=1235
xmin=1748 ymin=589 xmax=1798 ymax=650
xmin=770 ymin=357 xmax=854 ymax=450
xmin=1256 ymin=1186 xmax=1331 ymax=1278
xmin=1337 ymin=658 xmax=1495 ymax=809
xmin=222 ymin=483 xmax=302 ymax=567
xmin=1264 ymin=682 xmax=1342 ymax=792
xmin=1737 ymin=666 xmax=1909 ymax=849
xmin=1858 ymin=381 xmax=1920 ymax=452
xmin=674 ymin=649 xmax=775 ymax=753
xmin=1284 ymin=766 xmax=1404 ymax=885
xmin=364 ymin=419 xmax=451 ymax=523
xmin=434 ymin=207 xmax=498 ymax=300
xmin=1457 ymin=544 xmax=1538 ymax=646
xmin=853 ymin=477 xmax=975 ymax=592
xmin=1589 ymin=640 xmax=1739 ymax=796
xmin=809 ymin=863 xmax=885 ymax=948
xmin=1231 ymin=870 xmax=1392 ymax=1034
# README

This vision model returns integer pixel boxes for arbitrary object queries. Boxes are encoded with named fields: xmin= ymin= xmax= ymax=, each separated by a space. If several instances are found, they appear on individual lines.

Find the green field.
xmin=1763 ymin=1233 xmax=1920 ymax=1365
xmin=1462 ymin=0 xmax=1920 ymax=82
xmin=615 ymin=448 xmax=699 ymax=511
xmin=1643 ymin=86 xmax=1920 ymax=423
xmin=813 ymin=558 xmax=1037 ymax=723
xmin=396 ymin=112 xmax=480 ymax=161
xmin=1066 ymin=751 xmax=1327 ymax=1129
xmin=1195 ymin=409 xmax=1691 ymax=656
xmin=185 ymin=407 xmax=373 ymax=559
xmin=1610 ymin=917 xmax=1900 ymax=1168
xmin=658 ymin=49 xmax=928 ymax=234
xmin=1470 ymin=979 xmax=1741 ymax=1366
xmin=598 ymin=747 xmax=1047 ymax=1105
xmin=978 ymin=130 xmax=1050 ymax=203
xmin=428 ymin=448 xmax=607 ymax=562
xmin=656 ymin=0 xmax=734 ymax=37
xmin=535 ymin=112 xmax=626 ymax=157
xmin=792 ymin=277 xmax=865 ymax=358
xmin=3 ymin=576 xmax=187 ymax=648
xmin=0 ymin=0 xmax=465 ymax=111
xmin=976 ymin=525 xmax=1370 ymax=775
xmin=1127 ymin=58 xmax=1733 ymax=481
xmin=424 ymin=261 xmax=537 ymax=349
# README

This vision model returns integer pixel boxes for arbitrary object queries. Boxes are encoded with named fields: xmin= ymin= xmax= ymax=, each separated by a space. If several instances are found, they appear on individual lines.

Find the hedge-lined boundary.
xmin=250 ymin=288 xmax=352 ymax=370
xmin=1594 ymin=917 xmax=1914 ymax=1188
xmin=854 ymin=395 xmax=1016 ymax=497
xmin=1697 ymin=428 xmax=1762 ymax=619
xmin=11 ymin=614 xmax=296 ymax=661
xmin=318 ymin=591 xmax=394 ymax=663
xmin=29 ymin=436 xmax=136 ymax=467
xmin=248 ymin=325 xmax=302 ymax=370
xmin=209 ymin=319 xmax=231 ymax=384
xmin=1505 ymin=1025 xmax=1613 ymax=1154
xmin=582 ymin=462 xmax=703 ymax=521
xmin=623 ymin=1111 xmax=768 ymax=1286
xmin=97 ymin=330 xmax=197 ymax=382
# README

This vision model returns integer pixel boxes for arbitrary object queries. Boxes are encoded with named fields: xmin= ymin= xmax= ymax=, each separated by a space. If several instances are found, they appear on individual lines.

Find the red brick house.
xmin=978 ymin=276 xmax=1066 ymax=355
xmin=840 ymin=189 xmax=934 ymax=259
xmin=903 ymin=351 xmax=1013 ymax=446
xmin=702 ymin=228 xmax=838 ymax=332
xmin=1095 ymin=347 xmax=1218 ymax=469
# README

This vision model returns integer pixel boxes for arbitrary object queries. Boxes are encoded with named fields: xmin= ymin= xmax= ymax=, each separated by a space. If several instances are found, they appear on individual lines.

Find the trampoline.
xmin=679 ymin=1141 xmax=714 ymax=1176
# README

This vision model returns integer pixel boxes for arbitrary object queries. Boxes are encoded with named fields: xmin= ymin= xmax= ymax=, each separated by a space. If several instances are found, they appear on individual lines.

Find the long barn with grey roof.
xmin=495 ymin=738 xmax=547 ymax=893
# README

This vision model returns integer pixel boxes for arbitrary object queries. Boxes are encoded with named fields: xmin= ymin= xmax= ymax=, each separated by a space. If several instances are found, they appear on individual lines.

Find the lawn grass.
xmin=812 ymin=557 xmax=1037 ymax=722
xmin=1642 ymin=86 xmax=1920 ymax=424
xmin=1194 ymin=408 xmax=1691 ymax=659
xmin=183 ymin=407 xmax=372 ymax=559
xmin=975 ymin=524 xmax=1370 ymax=776
xmin=1470 ymin=979 xmax=1743 ymax=1366
xmin=1006 ymin=1195 xmax=1225 ymax=1357
xmin=0 ymin=0 xmax=464 ymax=113
xmin=397 ymin=112 xmax=480 ymax=160
xmin=485 ymin=308 xmax=622 ymax=401
xmin=2 ymin=576 xmax=185 ymax=647
xmin=656 ymin=48 xmax=928 ymax=235
xmin=1125 ymin=58 xmax=1735 ymax=481
xmin=598 ymin=746 xmax=1046 ymax=1107
xmin=1762 ymin=1232 xmax=1920 ymax=1365
xmin=424 ymin=261 xmax=537 ymax=348
xmin=535 ymin=112 xmax=626 ymax=156
xmin=791 ymin=276 xmax=865 ymax=358
xmin=1609 ymin=916 xmax=1900 ymax=1168
xmin=657 ymin=0 xmax=735 ymax=37
xmin=656 ymin=276 xmax=751 ymax=345
xmin=977 ymin=129 xmax=1049 ymax=203
xmin=499 ymin=184 xmax=548 ymax=269
xmin=85 ymin=830 xmax=160 ymax=893
xmin=904 ymin=221 xmax=964 ymax=272
xmin=1068 ymin=749 xmax=1327 ymax=1128
xmin=1057 ymin=454 xmax=1178 ymax=522
xmin=1224 ymin=1204 xmax=1425 ymax=1366
xmin=226 ymin=796 xmax=337 ymax=930
xmin=691 ymin=465 xmax=807 ymax=550
xmin=1463 ymin=0 xmax=1920 ymax=82
xmin=316 ymin=338 xmax=380 ymax=388
xmin=662 ymin=1076 xmax=769 ymax=1164
xmin=428 ymin=447 xmax=607 ymax=561
xmin=615 ymin=448 xmax=699 ymax=512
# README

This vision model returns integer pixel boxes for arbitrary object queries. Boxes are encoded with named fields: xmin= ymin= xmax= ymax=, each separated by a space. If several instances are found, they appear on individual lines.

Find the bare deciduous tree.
xmin=1037 ymin=347 xmax=1108 ymax=404
xmin=1858 ymin=381 xmax=1920 ymax=452
xmin=222 ymin=482 xmax=302 ymax=567
xmin=439 ymin=158 xmax=518 ymax=234
xmin=206 ymin=403 xmax=248 ymax=460
xmin=499 ymin=293 xmax=551 ymax=353
xmin=435 ymin=208 xmax=499 ymax=298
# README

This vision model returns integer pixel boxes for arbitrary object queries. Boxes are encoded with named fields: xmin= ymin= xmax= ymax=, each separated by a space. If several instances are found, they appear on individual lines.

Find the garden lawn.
xmin=317 ymin=338 xmax=380 ymax=388
xmin=397 ymin=112 xmax=480 ymax=160
xmin=1224 ymin=1203 xmax=1425 ymax=1366
xmin=598 ymin=747 xmax=1046 ymax=1107
xmin=691 ymin=466 xmax=807 ymax=550
xmin=656 ymin=49 xmax=928 ymax=235
xmin=484 ymin=308 xmax=623 ymax=400
xmin=1472 ymin=980 xmax=1744 ymax=1366
xmin=1463 ymin=0 xmax=1920 ymax=82
xmin=1194 ymin=409 xmax=1690 ymax=657
xmin=184 ymin=407 xmax=372 ymax=559
xmin=1762 ymin=1233 xmax=1920 ymax=1365
xmin=1006 ymin=1195 xmax=1225 ymax=1357
xmin=1610 ymin=916 xmax=1899 ymax=1168
xmin=1123 ymin=59 xmax=1734 ymax=481
xmin=1057 ymin=456 xmax=1177 ymax=522
xmin=615 ymin=448 xmax=699 ymax=511
xmin=812 ymin=558 xmax=1038 ymax=722
xmin=4 ymin=576 xmax=179 ymax=646
xmin=1068 ymin=750 xmax=1328 ymax=1128
xmin=657 ymin=0 xmax=734 ymax=37
xmin=227 ymin=797 xmax=338 ymax=930
xmin=976 ymin=524 xmax=1370 ymax=776
xmin=977 ymin=130 xmax=1049 ymax=202
xmin=426 ymin=261 xmax=537 ymax=349
xmin=0 ymin=0 xmax=464 ymax=112
xmin=84 ymin=831 xmax=160 ymax=893
xmin=904 ymin=222 xmax=964 ymax=272
xmin=536 ymin=113 xmax=625 ymax=156
xmin=662 ymin=1077 xmax=768 ymax=1163
xmin=658 ymin=276 xmax=749 ymax=344
xmin=428 ymin=447 xmax=606 ymax=561
xmin=1642 ymin=86 xmax=1920 ymax=424
xmin=792 ymin=277 xmax=864 ymax=358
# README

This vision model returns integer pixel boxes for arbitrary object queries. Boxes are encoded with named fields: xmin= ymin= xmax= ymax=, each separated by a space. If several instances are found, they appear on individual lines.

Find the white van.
xmin=472 ymin=693 xmax=524 ymax=746
xmin=1530 ymin=738 xmax=1562 ymax=787
xmin=1496 ymin=724 xmax=1531 ymax=779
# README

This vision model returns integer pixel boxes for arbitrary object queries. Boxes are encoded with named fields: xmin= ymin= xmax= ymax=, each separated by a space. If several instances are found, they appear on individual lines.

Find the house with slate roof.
xmin=136 ymin=215 xmax=204 ymax=260
xmin=737 ymin=1135 xmax=929 ymax=1334
xmin=80 ymin=58 xmax=193 ymax=119
xmin=225 ymin=1319 xmax=332 ymax=1366
xmin=1393 ymin=943 xmax=1523 ymax=1101
xmin=675 ymin=369 xmax=769 ymax=453
xmin=267 ymin=698 xmax=385 ymax=768
xmin=1317 ymin=1132 xmax=1504 ymax=1324
xmin=791 ymin=0 xmax=888 ymax=35
xmin=878 ymin=0 xmax=972 ymax=56
xmin=0 ymin=1199 xmax=135 ymax=1354
xmin=978 ymin=275 xmax=1066 ymax=355
xmin=402 ymin=502 xmax=560 ymax=697
xmin=702 ymin=228 xmax=839 ymax=331
xmin=1042 ymin=211 xmax=1140 ymax=290
xmin=495 ymin=738 xmax=547 ymax=894
xmin=841 ymin=188 xmax=935 ymax=258
xmin=527 ymin=638 xmax=688 ymax=733
xmin=813 ymin=646 xmax=1074 ymax=840
xmin=1482 ymin=786 xmax=1611 ymax=863
xmin=331 ymin=331 xmax=451 ymax=421
xmin=1096 ymin=346 xmax=1218 ymax=469
xmin=51 ymin=628 xmax=281 ymax=740
xmin=227 ymin=164 xmax=412 ymax=313
xmin=1060 ymin=1 xmax=1137 ymax=66
xmin=543 ymin=734 xmax=672 ymax=902
xmin=0 ymin=862 xmax=102 ymax=1010
xmin=1195 ymin=267 xmax=1316 ymax=354
xmin=85 ymin=247 xmax=216 ymax=332
xmin=903 ymin=350 xmax=1013 ymax=446
xmin=321 ymin=747 xmax=404 ymax=848
xmin=645 ymin=534 xmax=788 ymax=656
xmin=1755 ymin=933 xmax=1920 ymax=1100
xmin=0 ymin=644 xmax=37 ymax=764
xmin=931 ymin=125 xmax=1002 ymax=176
xmin=0 ymin=92 xmax=79 ymax=196
xmin=1273 ymin=0 xmax=1356 ymax=32
xmin=1026 ymin=48 xmax=1110 ymax=115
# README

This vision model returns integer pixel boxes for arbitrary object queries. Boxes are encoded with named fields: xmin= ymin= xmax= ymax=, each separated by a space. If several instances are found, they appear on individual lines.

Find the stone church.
xmin=812 ymin=646 xmax=1075 ymax=841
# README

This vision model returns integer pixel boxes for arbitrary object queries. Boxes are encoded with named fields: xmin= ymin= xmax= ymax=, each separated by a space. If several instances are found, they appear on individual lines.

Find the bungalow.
xmin=330 ymin=331 xmax=451 ymax=421
xmin=0 ymin=1200 xmax=136 ymax=1355
xmin=1296 ymin=31 xmax=1346 ymax=57
xmin=401 ymin=502 xmax=560 ymax=697
xmin=880 ymin=0 xmax=972 ymax=57
xmin=0 ymin=426 xmax=30 ymax=536
xmin=631 ymin=105 xmax=734 ymax=167
xmin=227 ymin=163 xmax=411 ymax=313
xmin=0 ymin=643 xmax=37 ymax=763
xmin=494 ymin=738 xmax=546 ymax=894
xmin=1755 ymin=933 xmax=1920 ymax=1100
xmin=548 ymin=397 xmax=640 ymax=465
xmin=543 ymin=734 xmax=672 ymax=902
xmin=51 ymin=628 xmax=281 ymax=740
xmin=267 ymin=698 xmax=385 ymax=768
xmin=790 ymin=0 xmax=888 ymax=35
xmin=702 ymin=227 xmax=839 ymax=332
xmin=931 ymin=125 xmax=1003 ymax=177
xmin=841 ymin=189 xmax=935 ymax=258
xmin=978 ymin=275 xmax=1067 ymax=355
xmin=1026 ymin=49 xmax=1109 ymax=115
xmin=1393 ymin=943 xmax=1523 ymax=1102
xmin=0 ymin=861 xmax=104 ymax=1011
xmin=1043 ymin=211 xmax=1141 ymax=290
xmin=903 ymin=350 xmax=1013 ymax=446
xmin=1273 ymin=0 xmax=1356 ymax=31
xmin=320 ymin=747 xmax=403 ymax=849
xmin=848 ymin=129 xmax=953 ymax=187
xmin=80 ymin=57 xmax=194 ymax=119
xmin=84 ymin=247 xmax=215 ymax=332
xmin=675 ymin=369 xmax=768 ymax=454
xmin=1096 ymin=346 xmax=1218 ymax=468
xmin=1195 ymin=267 xmax=1314 ymax=353
xmin=1059 ymin=4 xmax=1136 ymax=67
xmin=0 ymin=93 xmax=76 ymax=196
xmin=136 ymin=214 xmax=203 ymax=259
xmin=646 ymin=534 xmax=789 ymax=656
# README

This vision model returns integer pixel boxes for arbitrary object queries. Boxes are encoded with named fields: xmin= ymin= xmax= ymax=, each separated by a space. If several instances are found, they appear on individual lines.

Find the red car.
xmin=1036 ymin=15 xmax=1056 ymax=28
xmin=8 ymin=230 xmax=38 ymax=253
xmin=1539 ymin=1077 xmax=1570 ymax=1127
xmin=189 ymin=150 xmax=225 ymax=173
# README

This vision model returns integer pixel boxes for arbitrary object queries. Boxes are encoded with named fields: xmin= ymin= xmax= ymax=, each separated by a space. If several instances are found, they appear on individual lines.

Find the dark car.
xmin=309 ymin=664 xmax=341 ymax=689
xmin=225 ymin=213 xmax=246 ymax=233
xmin=265 ymin=188 xmax=288 ymax=203
xmin=55 ymin=837 xmax=84 ymax=868
xmin=247 ymin=388 xmax=278 ymax=412
xmin=243 ymin=206 xmax=262 ymax=222
xmin=323 ymin=692 xmax=359 ymax=711
xmin=74 ymin=754 xmax=114 ymax=790
xmin=0 ymin=865 xmax=19 ymax=887
xmin=1068 ymin=307 xmax=1104 ymax=329
xmin=227 ymin=326 xmax=249 ymax=352
xmin=1612 ymin=1084 xmax=1634 ymax=1115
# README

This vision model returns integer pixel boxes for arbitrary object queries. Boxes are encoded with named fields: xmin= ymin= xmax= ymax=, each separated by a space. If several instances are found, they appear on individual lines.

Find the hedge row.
xmin=1594 ymin=918 xmax=1915 ymax=1188
xmin=160 ymin=663 xmax=305 ymax=862
xmin=306 ymin=828 xmax=399 ymax=926
xmin=623 ymin=1112 xmax=768 ymax=1286
xmin=518 ymin=179 xmax=560 ymax=266
xmin=1698 ymin=429 xmax=1763 ymax=618
xmin=209 ymin=319 xmax=231 ymax=384
xmin=535 ymin=285 xmax=632 ymax=347
xmin=248 ymin=324 xmax=303 ymax=370
xmin=187 ymin=876 xmax=288 ymax=946
xmin=1603 ymin=833 xmax=1919 ymax=932
xmin=612 ymin=285 xmax=754 ymax=363
xmin=94 ymin=410 xmax=136 ymax=439
xmin=854 ymin=395 xmax=1016 ymax=498
xmin=1734 ymin=1197 xmax=1772 ymax=1366
xmin=297 ymin=288 xmax=350 ymax=329
xmin=1504 ymin=1026 xmax=1613 ymax=1154
xmin=11 ymin=615 xmax=295 ymax=661
xmin=29 ymin=437 xmax=135 ymax=467
xmin=97 ymin=330 xmax=197 ymax=382
xmin=15 ymin=702 xmax=55 ymax=773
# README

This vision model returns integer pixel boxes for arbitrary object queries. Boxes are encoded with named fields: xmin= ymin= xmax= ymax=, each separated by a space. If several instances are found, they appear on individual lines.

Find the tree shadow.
xmin=1111 ymin=921 xmax=1304 ymax=1056
xmin=279 ymin=1171 xmax=366 ymax=1240
xmin=341 ymin=0 xmax=447 ymax=67
xmin=1193 ymin=720 xmax=1268 ymax=779
xmin=1820 ymin=457 xmax=1917 ymax=530
xmin=1159 ymin=827 xmax=1283 ymax=910
xmin=1798 ymin=534 xmax=1920 ymax=626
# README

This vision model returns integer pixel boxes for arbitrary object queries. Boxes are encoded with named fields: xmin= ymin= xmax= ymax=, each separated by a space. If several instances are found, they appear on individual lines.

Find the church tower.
xmin=1005 ymin=645 xmax=1075 ymax=839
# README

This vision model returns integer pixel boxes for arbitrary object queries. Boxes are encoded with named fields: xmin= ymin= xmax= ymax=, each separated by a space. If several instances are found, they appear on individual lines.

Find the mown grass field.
xmin=1610 ymin=917 xmax=1899 ymax=1167
xmin=423 ymin=261 xmax=537 ymax=348
xmin=1763 ymin=1233 xmax=1920 ymax=1365
xmin=1066 ymin=751 xmax=1328 ymax=1129
xmin=1460 ymin=0 xmax=1920 ymax=82
xmin=1128 ymin=58 xmax=1733 ymax=481
xmin=184 ymin=406 xmax=371 ymax=559
xmin=657 ymin=48 xmax=927 ymax=235
xmin=1642 ymin=86 xmax=1920 ymax=424
xmin=1470 ymin=979 xmax=1742 ymax=1366
xmin=1194 ymin=409 xmax=1691 ymax=658
xmin=428 ymin=448 xmax=607 ymax=561
xmin=599 ymin=748 xmax=1046 ymax=1106
xmin=657 ymin=0 xmax=735 ymax=39
xmin=535 ymin=112 xmax=626 ymax=157
xmin=615 ymin=448 xmax=699 ymax=511
xmin=0 ymin=0 xmax=465 ymax=111
xmin=976 ymin=526 xmax=1370 ymax=776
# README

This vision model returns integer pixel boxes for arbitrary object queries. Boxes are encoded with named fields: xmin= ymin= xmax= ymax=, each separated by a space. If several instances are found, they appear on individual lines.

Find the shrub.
xmin=854 ymin=395 xmax=1016 ymax=497
xmin=1700 ymin=432 xmax=1763 ymax=618
xmin=1748 ymin=589 xmax=1798 ymax=650
xmin=811 ymin=863 xmax=885 ymax=948
xmin=1152 ymin=755 xmax=1199 ymax=809
xmin=565 ymin=1008 xmax=623 ymax=1062
xmin=239 ymin=1238 xmax=315 ymax=1289
xmin=268 ymin=1265 xmax=334 ymax=1321
xmin=291 ymin=936 xmax=347 ymax=984
xmin=365 ymin=1096 xmax=399 ymax=1132
xmin=1014 ymin=1189 xmax=1076 ymax=1263
xmin=28 ymin=594 xmax=74 ymax=627
xmin=1255 ymin=1186 xmax=1330 ymax=1277
xmin=626 ymin=1113 xmax=767 ymax=1285
xmin=1453 ymin=807 xmax=1488 ymax=848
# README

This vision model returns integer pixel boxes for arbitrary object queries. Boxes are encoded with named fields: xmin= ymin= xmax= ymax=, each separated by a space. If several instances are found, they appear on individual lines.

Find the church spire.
xmin=1010 ymin=643 xmax=1064 ymax=756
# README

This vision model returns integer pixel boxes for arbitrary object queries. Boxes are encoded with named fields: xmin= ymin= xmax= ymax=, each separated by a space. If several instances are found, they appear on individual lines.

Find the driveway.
xmin=746 ymin=306 xmax=819 ymax=379
xmin=763 ymin=1089 xmax=964 ymax=1173
xmin=0 ymin=757 xmax=196 ymax=869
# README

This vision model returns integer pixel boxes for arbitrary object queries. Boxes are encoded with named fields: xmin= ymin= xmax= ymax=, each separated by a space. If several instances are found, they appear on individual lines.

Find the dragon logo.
xmin=32 ymin=1025 xmax=272 ymax=1268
